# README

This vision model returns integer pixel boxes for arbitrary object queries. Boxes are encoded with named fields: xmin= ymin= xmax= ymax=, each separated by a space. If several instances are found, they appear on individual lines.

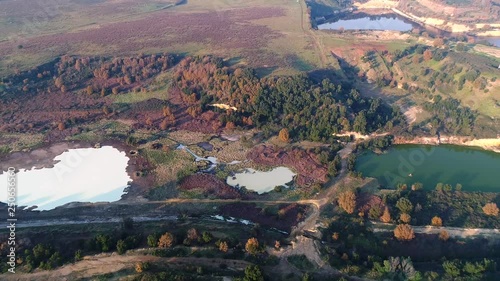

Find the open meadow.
xmin=0 ymin=0 xmax=322 ymax=76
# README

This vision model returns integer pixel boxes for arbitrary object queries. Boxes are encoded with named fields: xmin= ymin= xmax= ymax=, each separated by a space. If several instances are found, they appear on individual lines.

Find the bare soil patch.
xmin=179 ymin=173 xmax=242 ymax=199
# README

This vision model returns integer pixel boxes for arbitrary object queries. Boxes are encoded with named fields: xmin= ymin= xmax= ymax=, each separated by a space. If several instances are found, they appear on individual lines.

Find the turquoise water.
xmin=355 ymin=145 xmax=500 ymax=192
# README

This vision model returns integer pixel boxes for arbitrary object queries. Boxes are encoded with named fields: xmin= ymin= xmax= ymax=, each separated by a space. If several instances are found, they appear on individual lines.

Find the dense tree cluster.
xmin=0 ymin=53 xmax=175 ymax=100
xmin=422 ymin=96 xmax=476 ymax=135
xmin=172 ymin=56 xmax=404 ymax=142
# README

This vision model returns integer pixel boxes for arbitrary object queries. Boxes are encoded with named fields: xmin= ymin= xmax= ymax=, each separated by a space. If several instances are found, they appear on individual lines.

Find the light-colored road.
xmin=371 ymin=222 xmax=500 ymax=239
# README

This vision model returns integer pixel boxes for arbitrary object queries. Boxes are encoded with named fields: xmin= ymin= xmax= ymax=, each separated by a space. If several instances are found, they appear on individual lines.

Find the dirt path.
xmin=299 ymin=0 xmax=328 ymax=68
xmin=371 ymin=222 xmax=500 ymax=239
xmin=4 ymin=252 xmax=251 ymax=281
xmin=271 ymin=142 xmax=358 ymax=274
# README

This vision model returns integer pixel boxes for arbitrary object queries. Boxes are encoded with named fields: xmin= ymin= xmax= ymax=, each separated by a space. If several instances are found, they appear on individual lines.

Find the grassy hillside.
xmin=0 ymin=0 xmax=322 ymax=77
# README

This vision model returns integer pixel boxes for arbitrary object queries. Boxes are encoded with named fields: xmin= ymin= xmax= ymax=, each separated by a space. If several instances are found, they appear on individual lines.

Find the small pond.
xmin=318 ymin=14 xmax=415 ymax=31
xmin=355 ymin=145 xmax=500 ymax=192
xmin=485 ymin=37 xmax=500 ymax=47
xmin=227 ymin=167 xmax=296 ymax=194
xmin=0 ymin=146 xmax=131 ymax=211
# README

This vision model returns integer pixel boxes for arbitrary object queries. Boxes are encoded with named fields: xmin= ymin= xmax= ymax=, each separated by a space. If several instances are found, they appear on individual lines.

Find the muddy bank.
xmin=394 ymin=135 xmax=500 ymax=153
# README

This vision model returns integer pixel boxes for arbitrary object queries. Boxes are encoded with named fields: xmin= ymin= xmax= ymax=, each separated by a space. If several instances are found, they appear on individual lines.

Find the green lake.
xmin=355 ymin=144 xmax=500 ymax=192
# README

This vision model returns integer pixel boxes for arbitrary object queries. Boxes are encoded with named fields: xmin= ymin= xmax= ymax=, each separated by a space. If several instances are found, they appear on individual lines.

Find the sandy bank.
xmin=394 ymin=136 xmax=500 ymax=153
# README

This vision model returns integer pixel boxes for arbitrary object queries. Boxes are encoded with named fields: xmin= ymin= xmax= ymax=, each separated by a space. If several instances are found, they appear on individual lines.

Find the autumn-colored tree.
xmin=162 ymin=106 xmax=173 ymax=118
xmin=158 ymin=232 xmax=175 ymax=248
xmin=439 ymin=230 xmax=450 ymax=241
xmin=135 ymin=262 xmax=144 ymax=273
xmin=60 ymin=85 xmax=67 ymax=93
xmin=55 ymin=76 xmax=64 ymax=88
xmin=245 ymin=237 xmax=260 ymax=255
xmin=145 ymin=117 xmax=153 ymax=126
xmin=124 ymin=75 xmax=132 ymax=85
xmin=112 ymin=87 xmax=119 ymax=95
xmin=332 ymin=232 xmax=340 ymax=241
xmin=433 ymin=38 xmax=445 ymax=47
xmin=101 ymin=88 xmax=107 ymax=97
xmin=483 ymin=203 xmax=499 ymax=216
xmin=274 ymin=240 xmax=281 ymax=249
xmin=380 ymin=206 xmax=391 ymax=223
xmin=186 ymin=228 xmax=199 ymax=241
xmin=86 ymin=85 xmax=93 ymax=95
xmin=219 ymin=241 xmax=229 ymax=253
xmin=225 ymin=121 xmax=235 ymax=130
xmin=75 ymin=60 xmax=82 ymax=71
xmin=412 ymin=55 xmax=421 ymax=64
xmin=400 ymin=213 xmax=411 ymax=224
xmin=423 ymin=49 xmax=433 ymax=61
xmin=57 ymin=122 xmax=66 ymax=131
xmin=431 ymin=216 xmax=443 ymax=226
xmin=394 ymin=224 xmax=415 ymax=241
xmin=278 ymin=128 xmax=290 ymax=142
xmin=187 ymin=106 xmax=201 ymax=118
xmin=159 ymin=118 xmax=169 ymax=130
xmin=338 ymin=191 xmax=356 ymax=214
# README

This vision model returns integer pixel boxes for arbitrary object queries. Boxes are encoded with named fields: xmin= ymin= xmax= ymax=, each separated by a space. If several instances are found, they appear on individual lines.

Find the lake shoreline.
xmin=0 ymin=140 xmax=151 ymax=202
xmin=356 ymin=142 xmax=500 ymax=192
xmin=394 ymin=135 xmax=500 ymax=154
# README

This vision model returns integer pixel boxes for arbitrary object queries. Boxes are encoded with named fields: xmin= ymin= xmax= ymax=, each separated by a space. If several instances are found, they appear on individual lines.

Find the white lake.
xmin=0 ymin=146 xmax=131 ymax=211
xmin=226 ymin=167 xmax=296 ymax=194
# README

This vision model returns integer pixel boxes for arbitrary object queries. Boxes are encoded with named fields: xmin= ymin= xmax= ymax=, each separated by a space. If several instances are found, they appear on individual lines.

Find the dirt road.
xmin=4 ymin=252 xmax=252 ymax=281
xmin=371 ymin=222 xmax=500 ymax=239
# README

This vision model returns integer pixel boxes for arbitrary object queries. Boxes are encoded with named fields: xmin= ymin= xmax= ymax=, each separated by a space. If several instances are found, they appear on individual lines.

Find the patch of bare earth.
xmin=403 ymin=105 xmax=422 ymax=124
xmin=179 ymin=173 xmax=241 ymax=199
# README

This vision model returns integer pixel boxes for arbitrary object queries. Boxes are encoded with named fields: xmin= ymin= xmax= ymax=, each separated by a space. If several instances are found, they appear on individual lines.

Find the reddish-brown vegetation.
xmin=179 ymin=174 xmax=241 ymax=199
xmin=0 ymin=8 xmax=285 ymax=68
xmin=0 ymin=53 xmax=182 ymax=142
xmin=247 ymin=145 xmax=328 ymax=186
xmin=357 ymin=193 xmax=384 ymax=213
